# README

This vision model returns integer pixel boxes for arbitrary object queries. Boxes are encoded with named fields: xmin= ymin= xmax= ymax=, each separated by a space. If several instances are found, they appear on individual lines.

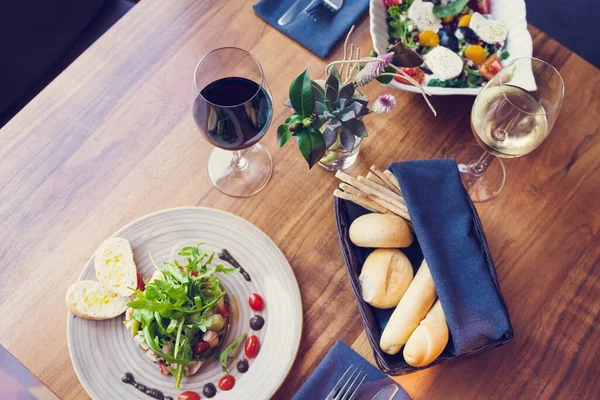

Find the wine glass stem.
xmin=469 ymin=151 xmax=494 ymax=177
xmin=232 ymin=150 xmax=249 ymax=171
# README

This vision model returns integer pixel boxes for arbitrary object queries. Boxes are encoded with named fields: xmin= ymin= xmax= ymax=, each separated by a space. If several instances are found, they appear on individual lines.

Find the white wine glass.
xmin=446 ymin=57 xmax=565 ymax=202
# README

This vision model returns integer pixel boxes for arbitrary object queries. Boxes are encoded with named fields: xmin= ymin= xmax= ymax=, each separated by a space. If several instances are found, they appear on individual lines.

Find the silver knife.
xmin=371 ymin=384 xmax=399 ymax=400
xmin=277 ymin=0 xmax=318 ymax=26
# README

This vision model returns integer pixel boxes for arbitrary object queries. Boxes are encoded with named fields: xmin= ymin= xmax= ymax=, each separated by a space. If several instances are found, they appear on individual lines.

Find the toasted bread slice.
xmin=94 ymin=237 xmax=138 ymax=297
xmin=66 ymin=280 xmax=129 ymax=320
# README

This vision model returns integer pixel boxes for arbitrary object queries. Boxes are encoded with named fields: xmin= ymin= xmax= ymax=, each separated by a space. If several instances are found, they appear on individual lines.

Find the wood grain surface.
xmin=0 ymin=1 xmax=599 ymax=399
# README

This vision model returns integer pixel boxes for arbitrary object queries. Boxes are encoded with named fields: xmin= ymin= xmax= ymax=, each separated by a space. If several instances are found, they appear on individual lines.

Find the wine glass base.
xmin=444 ymin=144 xmax=506 ymax=202
xmin=207 ymin=143 xmax=273 ymax=198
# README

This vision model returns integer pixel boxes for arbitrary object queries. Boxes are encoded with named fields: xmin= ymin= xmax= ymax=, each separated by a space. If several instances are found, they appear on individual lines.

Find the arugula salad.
xmin=124 ymin=245 xmax=243 ymax=388
xmin=383 ymin=0 xmax=510 ymax=88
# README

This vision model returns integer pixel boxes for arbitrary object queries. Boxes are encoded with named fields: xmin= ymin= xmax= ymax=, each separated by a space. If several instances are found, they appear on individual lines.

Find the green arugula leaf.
xmin=289 ymin=69 xmax=315 ymax=118
xmin=219 ymin=333 xmax=247 ymax=374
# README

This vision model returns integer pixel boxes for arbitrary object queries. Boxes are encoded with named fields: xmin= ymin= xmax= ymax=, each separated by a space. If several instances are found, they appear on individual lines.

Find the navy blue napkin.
xmin=294 ymin=341 xmax=411 ymax=399
xmin=253 ymin=0 xmax=369 ymax=58
xmin=390 ymin=159 xmax=512 ymax=355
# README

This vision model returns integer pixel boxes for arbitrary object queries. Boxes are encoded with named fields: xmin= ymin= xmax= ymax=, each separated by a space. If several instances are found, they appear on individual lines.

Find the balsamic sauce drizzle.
xmin=219 ymin=249 xmax=251 ymax=282
xmin=121 ymin=372 xmax=173 ymax=400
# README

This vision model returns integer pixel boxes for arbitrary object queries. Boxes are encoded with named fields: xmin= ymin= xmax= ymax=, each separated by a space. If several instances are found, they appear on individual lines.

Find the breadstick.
xmin=333 ymin=189 xmax=387 ymax=214
xmin=339 ymin=183 xmax=362 ymax=196
xmin=336 ymin=171 xmax=405 ymax=211
xmin=383 ymin=170 xmax=402 ymax=194
xmin=366 ymin=171 xmax=386 ymax=186
xmin=370 ymin=166 xmax=402 ymax=195
xmin=367 ymin=194 xmax=411 ymax=221
xmin=358 ymin=176 xmax=407 ymax=207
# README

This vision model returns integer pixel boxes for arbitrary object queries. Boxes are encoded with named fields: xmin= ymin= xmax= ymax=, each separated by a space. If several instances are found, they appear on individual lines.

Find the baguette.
xmin=66 ymin=280 xmax=129 ymax=320
xmin=403 ymin=300 xmax=449 ymax=367
xmin=380 ymin=260 xmax=437 ymax=355
xmin=94 ymin=237 xmax=138 ymax=297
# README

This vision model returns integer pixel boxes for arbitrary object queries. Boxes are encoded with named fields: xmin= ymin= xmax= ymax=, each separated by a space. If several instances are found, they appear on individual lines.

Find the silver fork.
xmin=325 ymin=365 xmax=366 ymax=400
xmin=306 ymin=0 xmax=344 ymax=21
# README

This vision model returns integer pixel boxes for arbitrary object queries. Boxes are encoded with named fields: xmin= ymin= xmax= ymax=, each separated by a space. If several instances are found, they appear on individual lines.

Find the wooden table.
xmin=1 ymin=1 xmax=599 ymax=399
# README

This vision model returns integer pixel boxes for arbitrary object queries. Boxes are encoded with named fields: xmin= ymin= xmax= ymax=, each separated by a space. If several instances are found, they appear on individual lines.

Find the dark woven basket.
xmin=334 ymin=196 xmax=514 ymax=375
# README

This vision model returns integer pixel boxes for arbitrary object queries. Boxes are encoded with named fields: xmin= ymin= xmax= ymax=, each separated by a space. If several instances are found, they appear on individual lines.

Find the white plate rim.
xmin=369 ymin=0 xmax=534 ymax=96
xmin=66 ymin=206 xmax=303 ymax=400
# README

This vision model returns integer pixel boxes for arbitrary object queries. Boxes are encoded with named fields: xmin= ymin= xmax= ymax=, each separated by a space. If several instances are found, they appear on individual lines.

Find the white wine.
xmin=471 ymin=85 xmax=548 ymax=158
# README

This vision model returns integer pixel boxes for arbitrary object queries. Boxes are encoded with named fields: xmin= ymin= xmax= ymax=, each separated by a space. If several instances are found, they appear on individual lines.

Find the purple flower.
xmin=354 ymin=52 xmax=394 ymax=87
xmin=372 ymin=94 xmax=397 ymax=114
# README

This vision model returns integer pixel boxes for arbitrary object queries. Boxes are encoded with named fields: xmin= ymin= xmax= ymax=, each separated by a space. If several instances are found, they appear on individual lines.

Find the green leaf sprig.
xmin=277 ymin=66 xmax=369 ymax=168
xmin=219 ymin=333 xmax=247 ymax=374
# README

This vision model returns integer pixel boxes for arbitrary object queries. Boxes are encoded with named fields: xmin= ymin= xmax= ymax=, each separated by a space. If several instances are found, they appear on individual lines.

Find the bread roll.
xmin=359 ymin=249 xmax=414 ymax=309
xmin=403 ymin=300 xmax=449 ymax=367
xmin=380 ymin=260 xmax=437 ymax=355
xmin=350 ymin=213 xmax=413 ymax=248
xmin=66 ymin=280 xmax=129 ymax=320
xmin=94 ymin=237 xmax=138 ymax=297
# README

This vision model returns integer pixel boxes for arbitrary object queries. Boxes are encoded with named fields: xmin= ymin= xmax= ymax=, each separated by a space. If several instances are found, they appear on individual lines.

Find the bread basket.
xmin=334 ymin=196 xmax=514 ymax=375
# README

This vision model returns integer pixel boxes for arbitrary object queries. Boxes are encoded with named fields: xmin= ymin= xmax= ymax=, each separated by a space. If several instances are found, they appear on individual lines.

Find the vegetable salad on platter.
xmin=124 ymin=245 xmax=242 ymax=389
xmin=383 ymin=0 xmax=509 ymax=88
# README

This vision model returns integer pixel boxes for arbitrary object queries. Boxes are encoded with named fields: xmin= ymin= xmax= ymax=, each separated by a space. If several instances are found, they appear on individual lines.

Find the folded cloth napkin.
xmin=294 ymin=341 xmax=411 ymax=399
xmin=253 ymin=0 xmax=369 ymax=58
xmin=390 ymin=159 xmax=513 ymax=355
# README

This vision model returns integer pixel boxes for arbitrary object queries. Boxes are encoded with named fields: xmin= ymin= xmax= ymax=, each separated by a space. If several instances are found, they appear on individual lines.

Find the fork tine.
xmin=343 ymin=373 xmax=366 ymax=400
xmin=335 ymin=368 xmax=358 ymax=398
xmin=339 ymin=371 xmax=363 ymax=400
xmin=329 ymin=366 xmax=354 ymax=397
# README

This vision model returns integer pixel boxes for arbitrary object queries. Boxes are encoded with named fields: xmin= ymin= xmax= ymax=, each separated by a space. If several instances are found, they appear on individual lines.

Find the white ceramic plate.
xmin=369 ymin=0 xmax=533 ymax=95
xmin=67 ymin=207 xmax=302 ymax=400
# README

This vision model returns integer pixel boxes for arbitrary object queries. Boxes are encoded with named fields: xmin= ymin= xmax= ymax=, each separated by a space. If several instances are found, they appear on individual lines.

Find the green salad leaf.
xmin=432 ymin=0 xmax=470 ymax=18
xmin=428 ymin=77 xmax=468 ymax=88
xmin=219 ymin=333 xmax=247 ymax=374
xmin=127 ymin=244 xmax=238 ymax=389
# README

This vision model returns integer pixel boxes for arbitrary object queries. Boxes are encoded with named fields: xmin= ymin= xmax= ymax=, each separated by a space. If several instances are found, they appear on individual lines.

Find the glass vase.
xmin=318 ymin=127 xmax=363 ymax=171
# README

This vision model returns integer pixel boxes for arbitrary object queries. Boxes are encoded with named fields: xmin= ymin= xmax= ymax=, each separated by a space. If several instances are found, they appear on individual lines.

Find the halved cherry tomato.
xmin=178 ymin=391 xmax=201 ymax=400
xmin=218 ymin=302 xmax=229 ymax=318
xmin=470 ymin=0 xmax=491 ymax=14
xmin=218 ymin=375 xmax=235 ymax=391
xmin=158 ymin=361 xmax=170 ymax=376
xmin=394 ymin=67 xmax=425 ymax=85
xmin=418 ymin=30 xmax=439 ymax=47
xmin=465 ymin=45 xmax=487 ymax=65
xmin=136 ymin=272 xmax=145 ymax=291
xmin=248 ymin=293 xmax=264 ymax=311
xmin=192 ymin=341 xmax=211 ymax=355
xmin=244 ymin=335 xmax=260 ymax=358
xmin=191 ymin=270 xmax=199 ymax=277
xmin=383 ymin=0 xmax=402 ymax=6
xmin=479 ymin=54 xmax=503 ymax=80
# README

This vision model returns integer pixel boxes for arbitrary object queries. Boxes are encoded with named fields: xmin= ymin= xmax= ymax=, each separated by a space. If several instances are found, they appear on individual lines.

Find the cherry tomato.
xmin=458 ymin=14 xmax=472 ymax=27
xmin=248 ymin=293 xmax=264 ymax=311
xmin=192 ymin=341 xmax=211 ymax=355
xmin=178 ymin=391 xmax=201 ymax=400
xmin=383 ymin=0 xmax=402 ymax=6
xmin=136 ymin=272 xmax=145 ymax=291
xmin=465 ymin=45 xmax=487 ymax=65
xmin=191 ymin=270 xmax=199 ymax=277
xmin=479 ymin=54 xmax=503 ymax=80
xmin=418 ymin=31 xmax=439 ymax=47
xmin=244 ymin=335 xmax=260 ymax=359
xmin=218 ymin=375 xmax=235 ymax=391
xmin=158 ymin=361 xmax=170 ymax=376
xmin=218 ymin=302 xmax=229 ymax=318
xmin=394 ymin=67 xmax=425 ymax=85
xmin=477 ymin=0 xmax=491 ymax=14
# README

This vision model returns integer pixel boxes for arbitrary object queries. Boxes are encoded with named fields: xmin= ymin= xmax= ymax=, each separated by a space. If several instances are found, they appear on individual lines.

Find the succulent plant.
xmin=278 ymin=66 xmax=370 ymax=168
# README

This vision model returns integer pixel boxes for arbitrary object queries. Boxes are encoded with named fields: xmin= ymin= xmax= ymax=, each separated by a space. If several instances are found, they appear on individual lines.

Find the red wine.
xmin=193 ymin=77 xmax=272 ymax=150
